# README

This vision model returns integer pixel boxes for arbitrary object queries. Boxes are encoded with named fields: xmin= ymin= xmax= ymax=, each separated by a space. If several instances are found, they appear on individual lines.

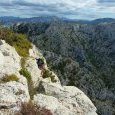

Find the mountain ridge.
xmin=0 ymin=16 xmax=115 ymax=25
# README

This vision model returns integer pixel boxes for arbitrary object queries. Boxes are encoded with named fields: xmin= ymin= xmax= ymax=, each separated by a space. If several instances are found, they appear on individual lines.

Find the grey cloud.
xmin=0 ymin=0 xmax=115 ymax=19
xmin=97 ymin=0 xmax=115 ymax=8
xmin=0 ymin=3 xmax=13 ymax=7
xmin=0 ymin=0 xmax=72 ymax=13
xmin=98 ymin=0 xmax=115 ymax=3
xmin=0 ymin=0 xmax=79 ymax=17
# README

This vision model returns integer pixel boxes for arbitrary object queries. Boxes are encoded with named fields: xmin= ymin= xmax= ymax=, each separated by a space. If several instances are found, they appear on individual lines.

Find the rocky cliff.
xmin=11 ymin=21 xmax=115 ymax=115
xmin=0 ymin=39 xmax=97 ymax=115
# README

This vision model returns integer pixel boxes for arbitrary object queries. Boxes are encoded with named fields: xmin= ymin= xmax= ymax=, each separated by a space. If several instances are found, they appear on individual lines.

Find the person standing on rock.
xmin=36 ymin=58 xmax=45 ymax=77
xmin=29 ymin=49 xmax=45 ymax=77
xmin=36 ymin=58 xmax=45 ymax=70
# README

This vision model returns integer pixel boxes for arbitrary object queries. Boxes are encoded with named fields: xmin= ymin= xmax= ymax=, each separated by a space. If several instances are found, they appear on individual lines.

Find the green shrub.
xmin=42 ymin=69 xmax=57 ymax=82
xmin=19 ymin=68 xmax=35 ymax=99
xmin=0 ymin=27 xmax=32 ymax=57
xmin=19 ymin=68 xmax=31 ymax=82
xmin=2 ymin=74 xmax=19 ymax=82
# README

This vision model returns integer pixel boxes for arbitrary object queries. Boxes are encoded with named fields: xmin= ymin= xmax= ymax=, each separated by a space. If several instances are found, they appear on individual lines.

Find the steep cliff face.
xmin=0 ymin=40 xmax=97 ymax=115
xmin=0 ymin=40 xmax=30 ymax=115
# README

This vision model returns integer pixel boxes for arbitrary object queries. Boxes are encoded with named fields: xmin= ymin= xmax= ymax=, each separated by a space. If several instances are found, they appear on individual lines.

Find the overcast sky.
xmin=0 ymin=0 xmax=115 ymax=20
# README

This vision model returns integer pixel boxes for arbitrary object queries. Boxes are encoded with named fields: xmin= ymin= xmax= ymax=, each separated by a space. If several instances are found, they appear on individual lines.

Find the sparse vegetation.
xmin=0 ymin=27 xmax=32 ymax=57
xmin=20 ymin=57 xmax=27 ymax=68
xmin=16 ymin=101 xmax=52 ymax=115
xmin=2 ymin=74 xmax=19 ymax=82
xmin=0 ymin=27 xmax=36 ymax=98
xmin=19 ymin=68 xmax=35 ymax=99
xmin=19 ymin=68 xmax=31 ymax=82
xmin=42 ymin=69 xmax=57 ymax=82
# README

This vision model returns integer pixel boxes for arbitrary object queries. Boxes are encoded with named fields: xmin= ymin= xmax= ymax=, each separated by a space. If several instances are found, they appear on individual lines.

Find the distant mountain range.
xmin=0 ymin=16 xmax=60 ymax=25
xmin=0 ymin=16 xmax=115 ymax=25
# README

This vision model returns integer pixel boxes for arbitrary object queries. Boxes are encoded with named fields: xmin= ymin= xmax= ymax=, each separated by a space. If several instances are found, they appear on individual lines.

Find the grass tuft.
xmin=2 ymin=74 xmax=19 ymax=82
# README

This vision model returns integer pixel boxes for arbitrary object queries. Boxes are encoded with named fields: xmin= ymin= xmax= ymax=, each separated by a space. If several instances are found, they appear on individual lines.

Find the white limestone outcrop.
xmin=0 ymin=40 xmax=97 ymax=115
xmin=0 ymin=40 xmax=21 ymax=77
xmin=36 ymin=80 xmax=97 ymax=115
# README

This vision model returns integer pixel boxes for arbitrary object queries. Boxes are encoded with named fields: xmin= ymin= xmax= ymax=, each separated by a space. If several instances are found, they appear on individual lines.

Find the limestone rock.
xmin=0 ymin=40 xmax=5 ymax=45
xmin=36 ymin=80 xmax=97 ymax=115
xmin=0 ymin=40 xmax=21 ymax=77
xmin=0 ymin=81 xmax=30 ymax=115
xmin=0 ymin=40 xmax=97 ymax=115
xmin=29 ymin=45 xmax=47 ymax=68
xmin=25 ymin=58 xmax=42 ymax=87
xmin=0 ymin=40 xmax=30 ymax=114
xmin=0 ymin=51 xmax=4 ymax=71
xmin=27 ymin=46 xmax=61 ymax=87
xmin=34 ymin=94 xmax=74 ymax=115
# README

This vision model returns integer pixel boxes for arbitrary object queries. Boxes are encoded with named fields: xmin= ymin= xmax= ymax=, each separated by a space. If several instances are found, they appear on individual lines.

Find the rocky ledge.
xmin=0 ymin=40 xmax=97 ymax=115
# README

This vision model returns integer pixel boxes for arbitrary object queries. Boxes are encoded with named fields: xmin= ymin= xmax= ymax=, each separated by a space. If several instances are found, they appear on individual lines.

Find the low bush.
xmin=0 ymin=27 xmax=32 ymax=57
xmin=42 ymin=69 xmax=57 ymax=82
xmin=16 ymin=101 xmax=52 ymax=115
xmin=2 ymin=74 xmax=19 ymax=82
xmin=19 ymin=68 xmax=31 ymax=82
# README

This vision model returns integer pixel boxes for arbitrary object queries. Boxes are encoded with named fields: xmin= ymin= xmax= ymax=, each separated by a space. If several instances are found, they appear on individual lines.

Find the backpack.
xmin=36 ymin=58 xmax=44 ymax=67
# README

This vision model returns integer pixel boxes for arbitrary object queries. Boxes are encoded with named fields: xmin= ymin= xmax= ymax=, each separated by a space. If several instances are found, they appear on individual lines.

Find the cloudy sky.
xmin=0 ymin=0 xmax=115 ymax=20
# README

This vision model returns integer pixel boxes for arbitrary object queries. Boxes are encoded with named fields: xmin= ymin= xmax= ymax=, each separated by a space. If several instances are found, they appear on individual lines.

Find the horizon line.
xmin=0 ymin=15 xmax=115 ymax=21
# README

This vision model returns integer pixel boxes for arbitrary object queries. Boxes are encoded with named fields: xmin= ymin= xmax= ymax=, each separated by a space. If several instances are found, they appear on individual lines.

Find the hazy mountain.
xmin=0 ymin=16 xmax=115 ymax=26
xmin=90 ymin=18 xmax=115 ymax=24
xmin=0 ymin=16 xmax=60 ymax=25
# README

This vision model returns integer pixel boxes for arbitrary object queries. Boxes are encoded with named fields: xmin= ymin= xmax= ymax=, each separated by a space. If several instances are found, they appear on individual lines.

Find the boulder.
xmin=25 ymin=58 xmax=42 ymax=87
xmin=0 ymin=40 xmax=21 ymax=77
xmin=0 ymin=81 xmax=30 ymax=115
xmin=34 ymin=94 xmax=74 ymax=115
xmin=36 ymin=81 xmax=97 ymax=115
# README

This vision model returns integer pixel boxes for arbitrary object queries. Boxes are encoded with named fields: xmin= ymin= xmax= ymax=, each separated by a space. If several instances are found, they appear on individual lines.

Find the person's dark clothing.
xmin=36 ymin=58 xmax=45 ymax=69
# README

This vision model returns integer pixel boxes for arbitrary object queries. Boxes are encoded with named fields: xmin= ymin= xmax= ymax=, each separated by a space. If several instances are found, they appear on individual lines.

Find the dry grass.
xmin=16 ymin=101 xmax=52 ymax=115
